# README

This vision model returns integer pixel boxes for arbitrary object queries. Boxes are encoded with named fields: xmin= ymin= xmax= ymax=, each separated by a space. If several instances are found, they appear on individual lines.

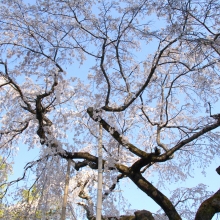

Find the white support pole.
xmin=61 ymin=159 xmax=71 ymax=220
xmin=96 ymin=123 xmax=103 ymax=220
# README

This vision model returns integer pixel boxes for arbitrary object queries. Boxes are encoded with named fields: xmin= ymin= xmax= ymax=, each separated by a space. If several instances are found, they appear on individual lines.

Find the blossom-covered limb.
xmin=87 ymin=107 xmax=150 ymax=158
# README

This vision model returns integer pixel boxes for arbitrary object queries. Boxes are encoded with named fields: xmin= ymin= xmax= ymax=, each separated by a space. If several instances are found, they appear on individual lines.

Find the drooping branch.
xmin=103 ymin=173 xmax=125 ymax=201
xmin=77 ymin=178 xmax=95 ymax=220
xmin=78 ymin=175 xmax=156 ymax=220
xmin=0 ymin=155 xmax=49 ymax=199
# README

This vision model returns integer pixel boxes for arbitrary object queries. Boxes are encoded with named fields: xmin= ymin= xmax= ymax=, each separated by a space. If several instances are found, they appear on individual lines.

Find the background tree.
xmin=0 ymin=0 xmax=220 ymax=219
xmin=0 ymin=156 xmax=11 ymax=218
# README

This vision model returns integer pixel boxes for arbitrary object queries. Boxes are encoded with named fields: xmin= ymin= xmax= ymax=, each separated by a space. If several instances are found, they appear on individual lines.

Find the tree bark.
xmin=88 ymin=210 xmax=155 ymax=220
xmin=134 ymin=210 xmax=155 ymax=220
xmin=128 ymin=171 xmax=181 ymax=220
xmin=195 ymin=190 xmax=220 ymax=220
xmin=196 ymin=166 xmax=220 ymax=219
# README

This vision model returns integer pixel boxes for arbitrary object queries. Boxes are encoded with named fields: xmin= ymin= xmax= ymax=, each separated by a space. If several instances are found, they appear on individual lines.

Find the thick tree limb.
xmin=128 ymin=171 xmax=181 ymax=220
xmin=195 ymin=167 xmax=220 ymax=219
xmin=113 ymin=161 xmax=181 ymax=219
xmin=195 ymin=190 xmax=220 ymax=220
xmin=87 ymin=107 xmax=150 ymax=158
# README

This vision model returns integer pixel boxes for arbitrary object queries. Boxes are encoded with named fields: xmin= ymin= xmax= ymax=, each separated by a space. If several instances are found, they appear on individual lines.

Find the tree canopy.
xmin=0 ymin=0 xmax=220 ymax=219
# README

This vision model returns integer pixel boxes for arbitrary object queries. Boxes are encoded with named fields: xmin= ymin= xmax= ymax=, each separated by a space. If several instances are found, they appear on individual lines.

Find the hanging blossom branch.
xmin=0 ymin=155 xmax=49 ymax=199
